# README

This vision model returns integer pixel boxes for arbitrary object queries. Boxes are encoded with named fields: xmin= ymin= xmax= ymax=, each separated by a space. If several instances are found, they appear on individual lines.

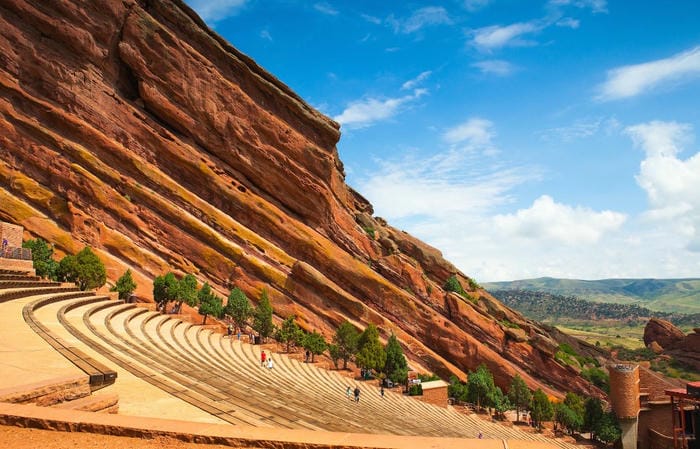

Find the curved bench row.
xmin=11 ymin=278 xmax=578 ymax=448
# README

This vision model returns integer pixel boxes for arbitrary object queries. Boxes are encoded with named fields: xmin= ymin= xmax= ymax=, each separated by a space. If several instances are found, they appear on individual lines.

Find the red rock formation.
xmin=643 ymin=318 xmax=685 ymax=349
xmin=0 ymin=0 xmax=603 ymax=398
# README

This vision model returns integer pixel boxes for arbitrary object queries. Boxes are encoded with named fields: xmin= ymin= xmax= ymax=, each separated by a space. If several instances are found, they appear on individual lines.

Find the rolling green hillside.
xmin=483 ymin=277 xmax=700 ymax=314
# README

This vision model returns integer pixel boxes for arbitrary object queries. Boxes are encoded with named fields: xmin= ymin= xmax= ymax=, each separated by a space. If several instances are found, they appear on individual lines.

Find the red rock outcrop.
xmin=0 ymin=0 xmax=603 ymax=398
xmin=643 ymin=318 xmax=685 ymax=349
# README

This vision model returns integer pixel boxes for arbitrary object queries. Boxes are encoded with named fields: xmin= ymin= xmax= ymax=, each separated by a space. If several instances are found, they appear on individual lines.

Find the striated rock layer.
xmin=0 ymin=0 xmax=603 ymax=398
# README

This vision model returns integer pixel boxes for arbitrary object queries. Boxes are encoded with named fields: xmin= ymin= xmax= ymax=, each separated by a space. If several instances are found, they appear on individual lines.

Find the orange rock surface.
xmin=0 ymin=0 xmax=603 ymax=398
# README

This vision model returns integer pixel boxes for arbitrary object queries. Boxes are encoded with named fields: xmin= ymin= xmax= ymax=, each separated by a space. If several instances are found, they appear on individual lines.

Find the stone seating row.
xmin=5 ymin=272 xmax=577 ymax=448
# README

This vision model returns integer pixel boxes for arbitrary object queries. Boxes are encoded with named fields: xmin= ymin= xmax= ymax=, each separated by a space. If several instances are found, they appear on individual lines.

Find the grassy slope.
xmin=483 ymin=277 xmax=700 ymax=314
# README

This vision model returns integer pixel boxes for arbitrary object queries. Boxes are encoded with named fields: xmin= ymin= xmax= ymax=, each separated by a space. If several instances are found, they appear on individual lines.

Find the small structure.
xmin=665 ymin=381 xmax=700 ymax=449
xmin=0 ymin=221 xmax=33 ymax=273
xmin=608 ymin=363 xmax=641 ymax=449
xmin=416 ymin=379 xmax=449 ymax=408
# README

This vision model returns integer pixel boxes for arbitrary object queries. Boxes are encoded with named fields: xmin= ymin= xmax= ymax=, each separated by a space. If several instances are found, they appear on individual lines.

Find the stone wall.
xmin=414 ymin=381 xmax=448 ymax=408
xmin=638 ymin=403 xmax=673 ymax=449
xmin=0 ymin=222 xmax=22 ymax=248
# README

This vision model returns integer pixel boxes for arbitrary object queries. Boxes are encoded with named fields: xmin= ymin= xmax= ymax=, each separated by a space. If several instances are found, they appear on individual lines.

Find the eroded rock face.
xmin=0 ymin=0 xmax=602 ymax=398
xmin=643 ymin=318 xmax=685 ymax=349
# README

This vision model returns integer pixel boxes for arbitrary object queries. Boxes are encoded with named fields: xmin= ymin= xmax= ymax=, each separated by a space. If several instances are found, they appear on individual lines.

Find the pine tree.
xmin=178 ymin=273 xmax=199 ymax=310
xmin=252 ymin=289 xmax=274 ymax=342
xmin=384 ymin=333 xmax=408 ymax=384
xmin=275 ymin=315 xmax=304 ymax=352
xmin=198 ymin=282 xmax=222 ymax=325
xmin=356 ymin=324 xmax=386 ymax=374
xmin=111 ymin=269 xmax=137 ymax=300
xmin=333 ymin=320 xmax=358 ymax=370
xmin=224 ymin=287 xmax=252 ymax=333
xmin=508 ymin=374 xmax=532 ymax=422
xmin=530 ymin=388 xmax=554 ymax=430
xmin=73 ymin=247 xmax=106 ymax=291
xmin=302 ymin=331 xmax=327 ymax=363
xmin=153 ymin=272 xmax=179 ymax=311
xmin=467 ymin=364 xmax=497 ymax=409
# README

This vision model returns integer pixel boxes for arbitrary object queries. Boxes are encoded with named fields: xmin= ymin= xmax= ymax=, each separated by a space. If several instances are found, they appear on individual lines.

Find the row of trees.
xmin=24 ymin=239 xmax=106 ymax=290
xmin=449 ymin=366 xmax=621 ymax=445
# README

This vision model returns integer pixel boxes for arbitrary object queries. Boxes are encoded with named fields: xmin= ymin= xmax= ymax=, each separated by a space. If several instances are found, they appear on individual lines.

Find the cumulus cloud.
xmin=472 ymin=59 xmax=515 ymax=76
xmin=187 ymin=0 xmax=246 ymax=23
xmin=493 ymin=195 xmax=627 ymax=245
xmin=334 ymin=89 xmax=427 ymax=129
xmin=625 ymin=121 xmax=700 ymax=252
xmin=470 ymin=22 xmax=540 ymax=51
xmin=387 ymin=7 xmax=452 ymax=34
xmin=597 ymin=46 xmax=700 ymax=101
xmin=401 ymin=71 xmax=432 ymax=90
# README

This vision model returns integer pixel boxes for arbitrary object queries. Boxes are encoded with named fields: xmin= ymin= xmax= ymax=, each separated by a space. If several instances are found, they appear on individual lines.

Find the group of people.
xmin=260 ymin=350 xmax=274 ymax=369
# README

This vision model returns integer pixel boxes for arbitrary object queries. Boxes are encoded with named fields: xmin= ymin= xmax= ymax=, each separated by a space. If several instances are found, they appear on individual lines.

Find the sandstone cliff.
xmin=644 ymin=319 xmax=700 ymax=372
xmin=0 ymin=0 xmax=604 ymax=398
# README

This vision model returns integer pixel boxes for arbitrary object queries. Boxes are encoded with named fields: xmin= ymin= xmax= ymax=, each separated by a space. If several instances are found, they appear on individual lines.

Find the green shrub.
xmin=408 ymin=384 xmax=423 ymax=396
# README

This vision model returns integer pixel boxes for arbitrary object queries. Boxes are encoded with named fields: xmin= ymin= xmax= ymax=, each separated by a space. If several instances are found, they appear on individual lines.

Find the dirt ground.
xmin=0 ymin=425 xmax=252 ymax=449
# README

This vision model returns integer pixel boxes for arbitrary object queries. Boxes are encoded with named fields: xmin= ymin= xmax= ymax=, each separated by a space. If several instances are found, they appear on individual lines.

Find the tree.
xmin=490 ymin=387 xmax=511 ymax=420
xmin=23 ymin=238 xmax=58 ymax=279
xmin=198 ymin=282 xmax=222 ymax=325
xmin=583 ymin=397 xmax=605 ymax=438
xmin=177 ymin=273 xmax=199 ymax=310
xmin=225 ymin=287 xmax=252 ymax=332
xmin=302 ymin=330 xmax=327 ymax=362
xmin=562 ymin=392 xmax=585 ymax=433
xmin=448 ymin=375 xmax=469 ymax=402
xmin=327 ymin=344 xmax=341 ymax=369
xmin=384 ymin=333 xmax=408 ymax=384
xmin=355 ymin=324 xmax=386 ymax=374
xmin=275 ymin=315 xmax=304 ymax=353
xmin=555 ymin=403 xmax=582 ymax=435
xmin=467 ymin=364 xmax=497 ymax=409
xmin=530 ymin=388 xmax=554 ymax=430
xmin=332 ymin=320 xmax=358 ymax=370
xmin=56 ymin=254 xmax=78 ymax=283
xmin=508 ymin=374 xmax=532 ymax=423
xmin=252 ymin=289 xmax=274 ymax=342
xmin=73 ymin=247 xmax=106 ymax=290
xmin=153 ymin=272 xmax=179 ymax=311
xmin=111 ymin=269 xmax=137 ymax=300
xmin=595 ymin=412 xmax=621 ymax=446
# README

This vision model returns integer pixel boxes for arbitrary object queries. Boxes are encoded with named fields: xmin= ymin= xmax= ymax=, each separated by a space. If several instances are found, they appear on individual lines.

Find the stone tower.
xmin=608 ymin=363 xmax=640 ymax=449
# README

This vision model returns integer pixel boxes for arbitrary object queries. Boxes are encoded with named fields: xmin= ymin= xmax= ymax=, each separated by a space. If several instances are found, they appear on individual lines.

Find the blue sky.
xmin=185 ymin=0 xmax=700 ymax=282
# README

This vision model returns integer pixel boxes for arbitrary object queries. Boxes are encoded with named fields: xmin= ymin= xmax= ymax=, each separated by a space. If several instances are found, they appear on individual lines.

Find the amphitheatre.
xmin=0 ymin=0 xmax=673 ymax=448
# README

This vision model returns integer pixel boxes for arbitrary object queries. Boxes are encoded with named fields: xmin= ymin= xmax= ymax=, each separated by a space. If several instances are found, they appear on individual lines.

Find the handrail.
xmin=0 ymin=246 xmax=32 ymax=260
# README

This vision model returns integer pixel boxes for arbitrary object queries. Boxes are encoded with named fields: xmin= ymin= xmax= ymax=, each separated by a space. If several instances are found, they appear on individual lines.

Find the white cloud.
xmin=361 ymin=14 xmax=382 ymax=25
xmin=549 ymin=0 xmax=607 ymax=13
xmin=334 ymin=89 xmax=427 ymax=129
xmin=493 ymin=195 xmax=626 ymax=245
xmin=470 ymin=22 xmax=540 ymax=51
xmin=187 ymin=0 xmax=246 ymax=23
xmin=313 ymin=2 xmax=338 ymax=16
xmin=472 ymin=59 xmax=515 ymax=76
xmin=387 ymin=7 xmax=452 ymax=34
xmin=556 ymin=17 xmax=580 ymax=29
xmin=443 ymin=118 xmax=494 ymax=146
xmin=464 ymin=0 xmax=492 ymax=12
xmin=597 ymin=46 xmax=700 ymax=101
xmin=625 ymin=121 xmax=700 ymax=252
xmin=259 ymin=29 xmax=272 ymax=41
xmin=401 ymin=71 xmax=432 ymax=90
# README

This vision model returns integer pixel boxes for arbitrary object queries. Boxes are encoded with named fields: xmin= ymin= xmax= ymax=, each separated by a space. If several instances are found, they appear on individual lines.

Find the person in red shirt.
xmin=260 ymin=350 xmax=266 ymax=367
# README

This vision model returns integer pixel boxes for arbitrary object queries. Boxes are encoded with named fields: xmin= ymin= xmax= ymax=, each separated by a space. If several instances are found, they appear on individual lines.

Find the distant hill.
xmin=483 ymin=278 xmax=700 ymax=314
xmin=488 ymin=289 xmax=700 ymax=328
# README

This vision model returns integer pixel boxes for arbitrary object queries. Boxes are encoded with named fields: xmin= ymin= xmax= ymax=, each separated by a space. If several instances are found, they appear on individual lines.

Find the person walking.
xmin=260 ymin=350 xmax=266 ymax=367
xmin=267 ymin=358 xmax=274 ymax=370
xmin=353 ymin=386 xmax=360 ymax=403
xmin=380 ymin=386 xmax=385 ymax=399
xmin=346 ymin=386 xmax=351 ymax=401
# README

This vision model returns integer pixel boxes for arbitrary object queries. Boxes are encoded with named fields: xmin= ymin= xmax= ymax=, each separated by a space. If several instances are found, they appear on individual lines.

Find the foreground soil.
xmin=0 ymin=425 xmax=252 ymax=449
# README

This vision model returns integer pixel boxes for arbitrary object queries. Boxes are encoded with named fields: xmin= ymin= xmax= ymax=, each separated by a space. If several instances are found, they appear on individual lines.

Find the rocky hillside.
xmin=0 ymin=0 xmax=603 ymax=398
